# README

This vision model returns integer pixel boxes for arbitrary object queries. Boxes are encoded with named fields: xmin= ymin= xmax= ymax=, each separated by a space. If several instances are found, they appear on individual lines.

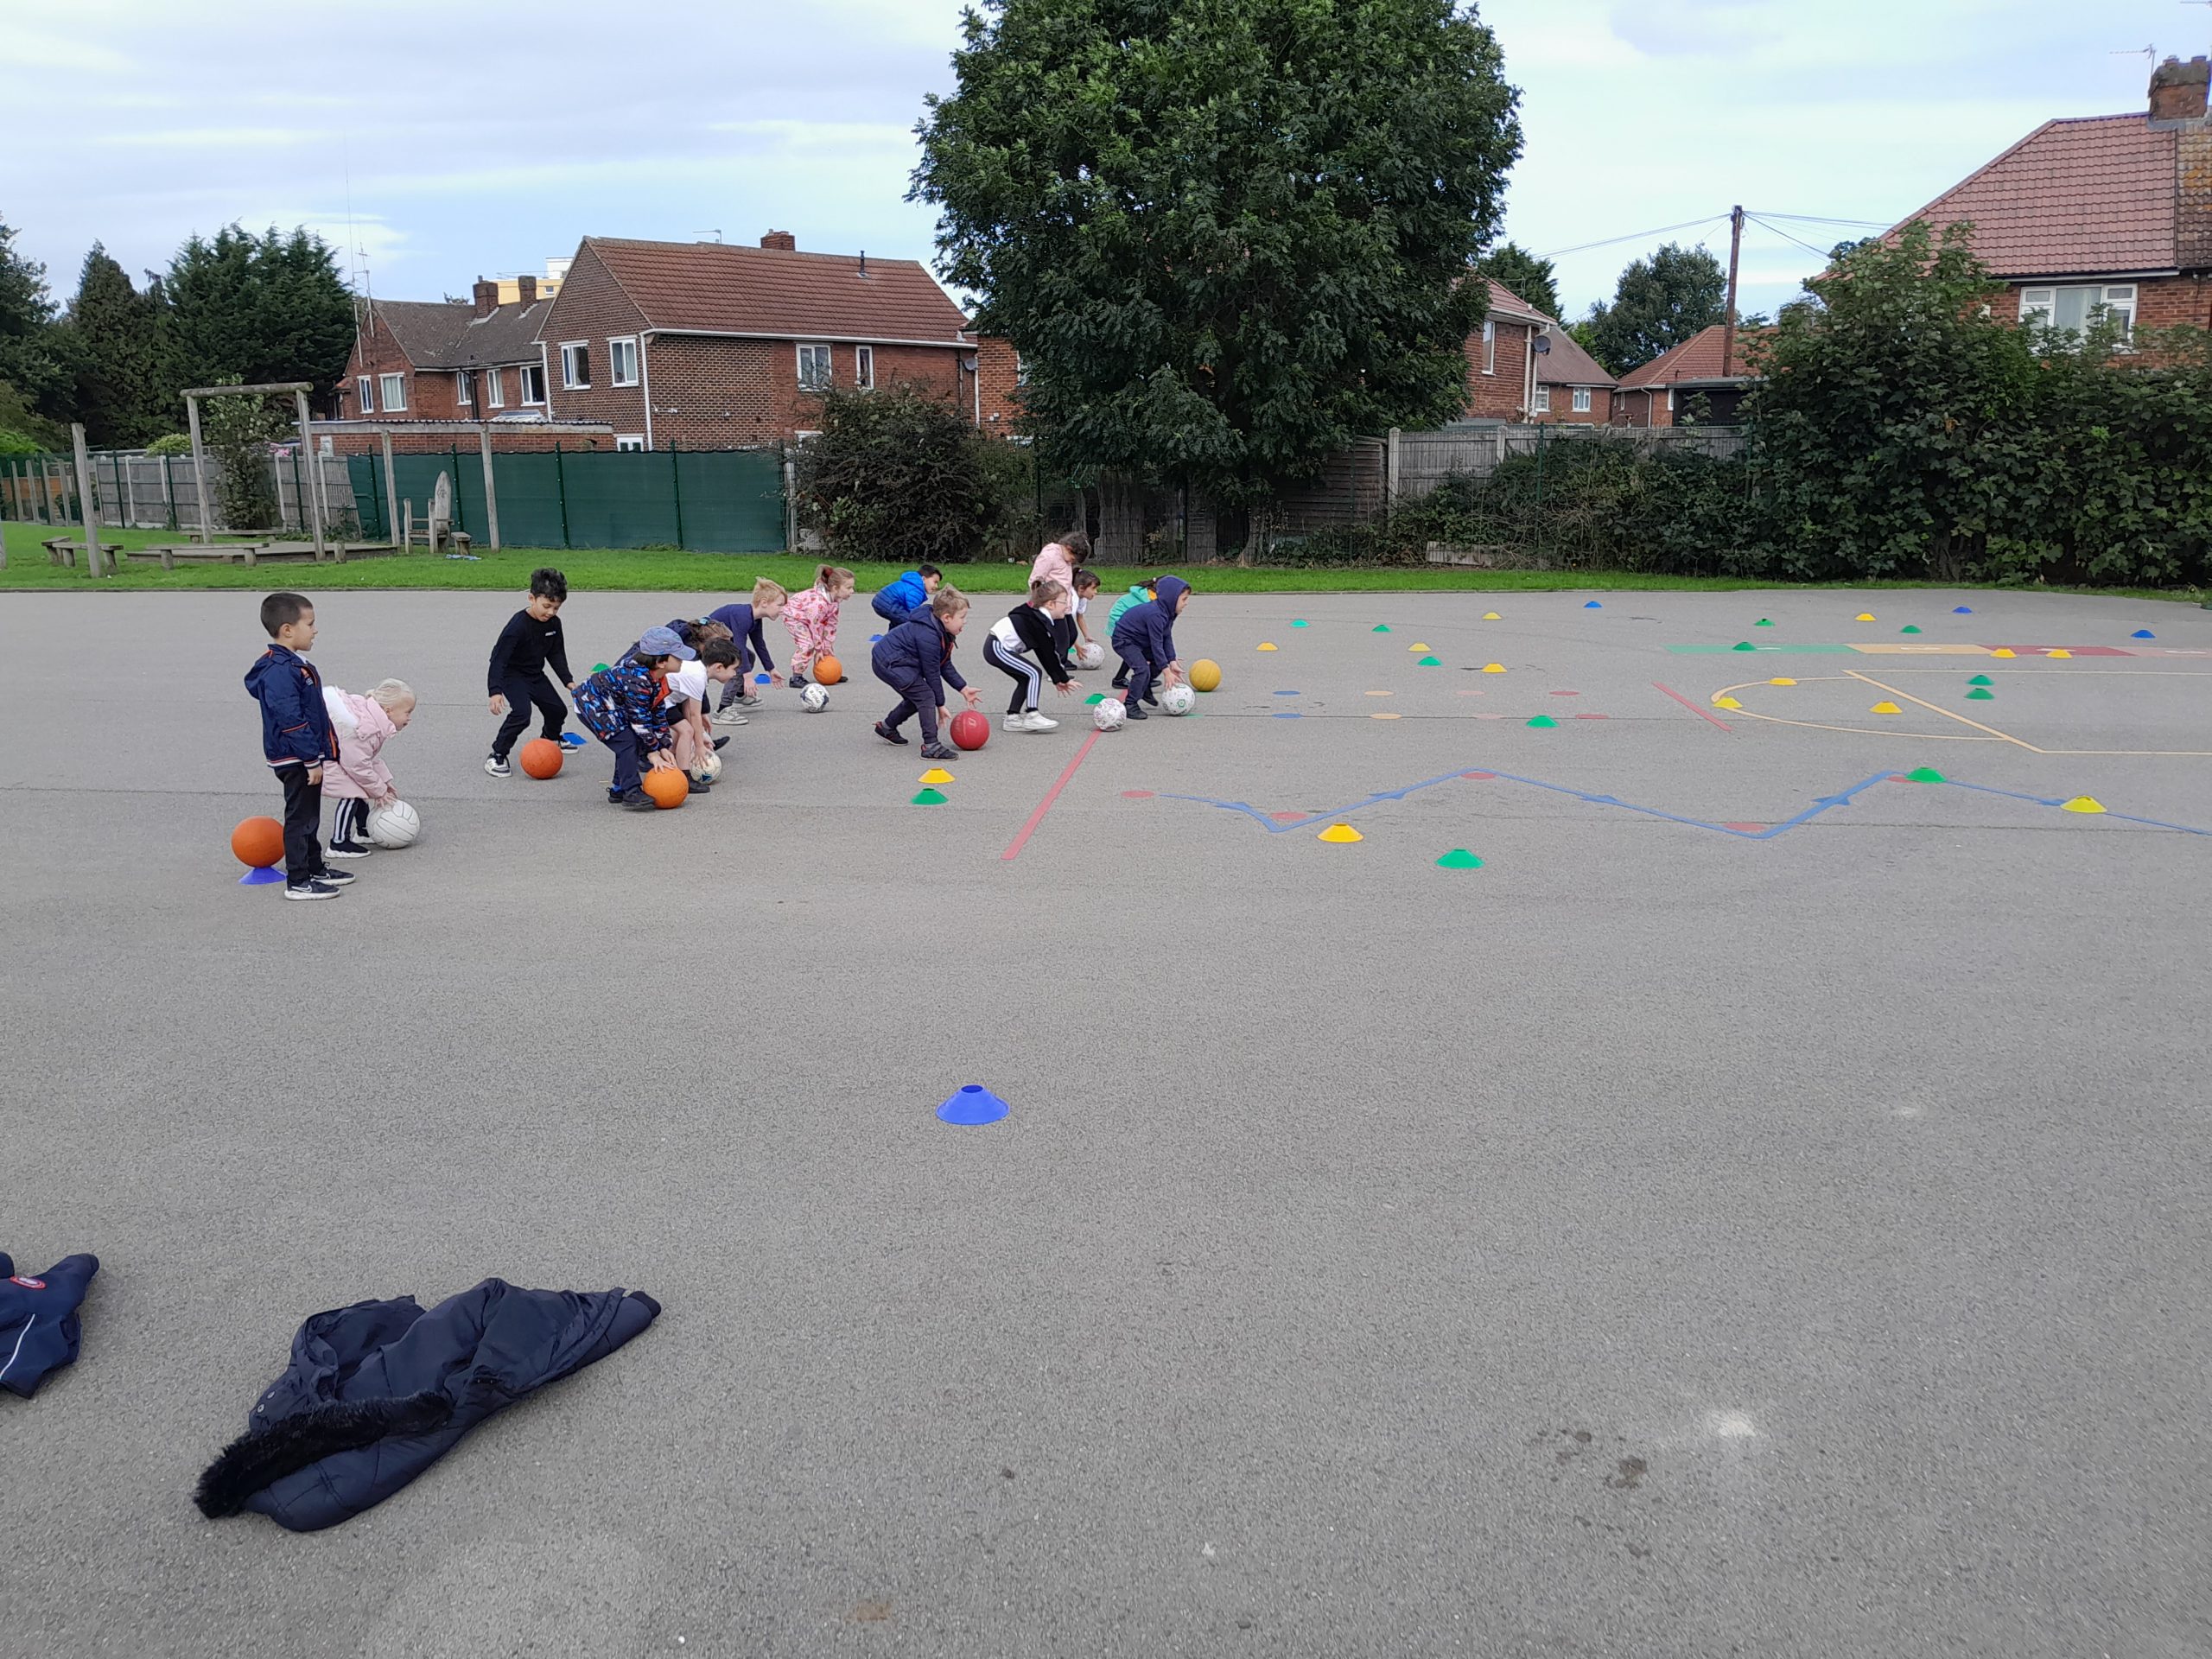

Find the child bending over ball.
xmin=321 ymin=679 xmax=416 ymax=855
xmin=985 ymin=579 xmax=1082 ymax=734
xmin=660 ymin=640 xmax=740 ymax=789
xmin=573 ymin=626 xmax=690 ymax=811
xmin=1109 ymin=575 xmax=1189 ymax=720
xmin=485 ymin=567 xmax=576 ymax=778
xmin=1028 ymin=531 xmax=1090 ymax=662
xmin=1107 ymin=580 xmax=1155 ymax=689
xmin=1071 ymin=568 xmax=1102 ymax=657
xmin=707 ymin=579 xmax=786 ymax=721
xmin=871 ymin=563 xmax=942 ymax=629
xmin=871 ymin=586 xmax=980 ymax=760
xmin=782 ymin=564 xmax=855 ymax=687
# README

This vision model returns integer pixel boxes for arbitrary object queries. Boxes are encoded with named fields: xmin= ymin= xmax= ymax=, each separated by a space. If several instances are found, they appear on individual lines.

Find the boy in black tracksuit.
xmin=243 ymin=592 xmax=352 ymax=900
xmin=984 ymin=580 xmax=1081 ymax=733
xmin=870 ymin=588 xmax=981 ymax=760
xmin=484 ymin=568 xmax=576 ymax=777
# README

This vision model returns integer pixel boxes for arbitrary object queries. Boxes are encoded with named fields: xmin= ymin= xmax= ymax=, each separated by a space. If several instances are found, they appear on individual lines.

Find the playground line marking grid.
xmin=1706 ymin=669 xmax=2212 ymax=758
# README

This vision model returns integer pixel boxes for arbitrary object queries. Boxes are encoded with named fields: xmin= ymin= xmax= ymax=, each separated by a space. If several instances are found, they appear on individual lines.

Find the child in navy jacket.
xmin=707 ymin=578 xmax=787 ymax=722
xmin=871 ymin=588 xmax=981 ymax=760
xmin=243 ymin=592 xmax=351 ymax=900
xmin=1108 ymin=575 xmax=1190 ymax=718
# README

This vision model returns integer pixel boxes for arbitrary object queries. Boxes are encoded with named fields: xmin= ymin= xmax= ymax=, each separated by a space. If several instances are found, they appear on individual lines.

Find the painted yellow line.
xmin=1710 ymin=672 xmax=2212 ymax=758
xmin=1843 ymin=670 xmax=2040 ymax=750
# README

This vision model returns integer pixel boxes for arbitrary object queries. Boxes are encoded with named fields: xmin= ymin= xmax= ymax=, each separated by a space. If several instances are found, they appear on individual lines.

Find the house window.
xmin=615 ymin=434 xmax=645 ymax=452
xmin=855 ymin=345 xmax=874 ymax=390
xmin=1572 ymin=386 xmax=1592 ymax=413
xmin=609 ymin=338 xmax=639 ymax=387
xmin=1482 ymin=320 xmax=1496 ymax=374
xmin=560 ymin=342 xmax=590 ymax=389
xmin=486 ymin=368 xmax=505 ymax=409
xmin=357 ymin=376 xmax=374 ymax=415
xmin=379 ymin=373 xmax=407 ymax=412
xmin=519 ymin=363 xmax=546 ymax=405
xmin=456 ymin=369 xmax=475 ymax=407
xmin=2018 ymin=283 xmax=2137 ymax=342
xmin=1533 ymin=384 xmax=1551 ymax=413
xmin=1014 ymin=352 xmax=1028 ymax=387
xmin=1666 ymin=388 xmax=1676 ymax=414
xmin=797 ymin=343 xmax=832 ymax=391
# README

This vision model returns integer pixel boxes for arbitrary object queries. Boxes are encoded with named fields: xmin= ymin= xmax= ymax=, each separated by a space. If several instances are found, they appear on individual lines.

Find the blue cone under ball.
xmin=937 ymin=1084 xmax=1009 ymax=1126
xmin=238 ymin=866 xmax=285 ymax=886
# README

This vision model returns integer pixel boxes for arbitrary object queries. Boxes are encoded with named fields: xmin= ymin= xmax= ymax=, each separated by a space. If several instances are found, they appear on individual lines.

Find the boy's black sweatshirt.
xmin=487 ymin=609 xmax=575 ymax=691
xmin=1003 ymin=603 xmax=1075 ymax=683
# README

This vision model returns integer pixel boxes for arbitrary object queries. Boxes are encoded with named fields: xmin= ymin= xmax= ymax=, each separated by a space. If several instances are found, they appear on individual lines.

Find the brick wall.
xmin=1986 ymin=275 xmax=2212 ymax=332
xmin=1464 ymin=319 xmax=1534 ymax=418
xmin=535 ymin=243 xmax=652 ymax=435
xmin=1533 ymin=385 xmax=1611 ymax=425
xmin=336 ymin=309 xmax=536 ymax=423
xmin=1611 ymin=387 xmax=1673 ymax=429
xmin=973 ymin=335 xmax=1025 ymax=434
xmin=324 ymin=428 xmax=614 ymax=457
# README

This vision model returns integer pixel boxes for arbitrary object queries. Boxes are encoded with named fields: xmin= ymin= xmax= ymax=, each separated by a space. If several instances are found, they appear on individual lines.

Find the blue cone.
xmin=2132 ymin=629 xmax=2155 ymax=639
xmin=238 ymin=866 xmax=285 ymax=886
xmin=754 ymin=672 xmax=772 ymax=684
xmin=937 ymin=1084 xmax=1009 ymax=1126
xmin=870 ymin=632 xmax=884 ymax=641
xmin=1953 ymin=606 xmax=1973 ymax=613
xmin=1583 ymin=600 xmax=1602 ymax=608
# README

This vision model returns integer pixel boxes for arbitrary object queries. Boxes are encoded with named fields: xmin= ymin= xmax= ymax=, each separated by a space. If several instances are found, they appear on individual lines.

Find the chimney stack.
xmin=516 ymin=274 xmax=537 ymax=304
xmin=760 ymin=230 xmax=797 ymax=251
xmin=472 ymin=276 xmax=498 ymax=316
xmin=2150 ymin=55 xmax=2209 ymax=125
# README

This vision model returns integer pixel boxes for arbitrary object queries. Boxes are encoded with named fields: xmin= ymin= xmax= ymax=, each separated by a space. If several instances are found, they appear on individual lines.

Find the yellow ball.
xmin=1189 ymin=658 xmax=1222 ymax=692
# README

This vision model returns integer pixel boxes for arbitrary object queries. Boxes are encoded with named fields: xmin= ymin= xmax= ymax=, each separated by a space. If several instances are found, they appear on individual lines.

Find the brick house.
xmin=534 ymin=232 xmax=978 ymax=449
xmin=1885 ymin=55 xmax=2212 ymax=341
xmin=1463 ymin=281 xmax=1551 ymax=420
xmin=335 ymin=281 xmax=556 ymax=427
xmin=1529 ymin=324 xmax=1618 ymax=424
xmin=1612 ymin=324 xmax=1764 ymax=428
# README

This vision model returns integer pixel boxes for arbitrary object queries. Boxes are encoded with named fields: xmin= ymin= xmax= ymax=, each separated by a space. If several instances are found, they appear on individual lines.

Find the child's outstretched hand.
xmin=767 ymin=672 xmax=785 ymax=687
xmin=1054 ymin=680 xmax=1079 ymax=697
xmin=488 ymin=693 xmax=507 ymax=715
xmin=961 ymin=686 xmax=982 ymax=708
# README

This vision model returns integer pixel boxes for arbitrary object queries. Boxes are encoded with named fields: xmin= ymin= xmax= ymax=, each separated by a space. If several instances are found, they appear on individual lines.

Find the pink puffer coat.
xmin=321 ymin=690 xmax=397 ymax=803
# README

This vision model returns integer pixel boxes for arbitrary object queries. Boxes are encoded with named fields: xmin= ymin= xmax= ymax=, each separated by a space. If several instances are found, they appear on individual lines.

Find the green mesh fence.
xmin=345 ymin=446 xmax=784 ymax=552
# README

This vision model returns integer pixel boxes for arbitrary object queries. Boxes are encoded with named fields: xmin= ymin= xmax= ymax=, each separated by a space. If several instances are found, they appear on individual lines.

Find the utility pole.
xmin=1721 ymin=205 xmax=1745 ymax=383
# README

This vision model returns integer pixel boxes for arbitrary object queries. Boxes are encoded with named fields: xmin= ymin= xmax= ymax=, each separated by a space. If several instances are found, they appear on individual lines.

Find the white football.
xmin=693 ymin=752 xmax=723 ymax=782
xmin=800 ymin=684 xmax=830 ymax=712
xmin=1074 ymin=640 xmax=1105 ymax=670
xmin=365 ymin=799 xmax=421 ymax=848
xmin=1092 ymin=698 xmax=1127 ymax=731
xmin=1160 ymin=683 xmax=1197 ymax=715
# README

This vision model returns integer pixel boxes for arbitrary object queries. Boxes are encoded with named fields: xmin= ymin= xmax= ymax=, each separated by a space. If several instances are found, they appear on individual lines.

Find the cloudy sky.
xmin=0 ymin=0 xmax=2193 ymax=322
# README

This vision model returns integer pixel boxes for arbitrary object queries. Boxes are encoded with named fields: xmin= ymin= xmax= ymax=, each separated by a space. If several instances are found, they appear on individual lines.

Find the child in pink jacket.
xmin=321 ymin=679 xmax=416 ymax=856
xmin=782 ymin=563 xmax=855 ymax=686
xmin=1028 ymin=530 xmax=1090 ymax=662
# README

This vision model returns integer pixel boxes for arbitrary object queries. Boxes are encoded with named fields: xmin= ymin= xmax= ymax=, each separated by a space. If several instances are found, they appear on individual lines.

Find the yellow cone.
xmin=1319 ymin=823 xmax=1363 ymax=842
xmin=1370 ymin=711 xmax=1402 ymax=720
xmin=1257 ymin=642 xmax=1278 ymax=652
xmin=1768 ymin=677 xmax=1797 ymax=686
xmin=2062 ymin=795 xmax=2107 ymax=814
xmin=1991 ymin=648 xmax=2016 ymax=658
xmin=2048 ymin=648 xmax=2072 ymax=659
xmin=1365 ymin=689 xmax=1394 ymax=696
xmin=1713 ymin=696 xmax=1742 ymax=710
xmin=1481 ymin=663 xmax=1507 ymax=674
xmin=1409 ymin=642 xmax=1430 ymax=652
xmin=1482 ymin=611 xmax=1502 ymax=620
xmin=1871 ymin=702 xmax=1902 ymax=715
xmin=918 ymin=768 xmax=954 ymax=785
xmin=1856 ymin=613 xmax=1876 ymax=621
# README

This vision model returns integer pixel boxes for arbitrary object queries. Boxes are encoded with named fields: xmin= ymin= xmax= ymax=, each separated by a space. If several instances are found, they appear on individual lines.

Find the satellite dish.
xmin=1533 ymin=335 xmax=1552 ymax=354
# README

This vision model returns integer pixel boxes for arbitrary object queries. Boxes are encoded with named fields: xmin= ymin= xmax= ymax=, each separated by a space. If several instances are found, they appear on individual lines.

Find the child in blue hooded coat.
xmin=870 ymin=564 xmax=941 ymax=628
xmin=1108 ymin=575 xmax=1190 ymax=718
xmin=871 ymin=587 xmax=981 ymax=759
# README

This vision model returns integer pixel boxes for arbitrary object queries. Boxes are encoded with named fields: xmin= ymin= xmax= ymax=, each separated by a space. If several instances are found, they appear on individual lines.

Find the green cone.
xmin=1755 ymin=618 xmax=1774 ymax=626
xmin=592 ymin=663 xmax=610 ymax=675
xmin=1416 ymin=654 xmax=1442 ymax=665
xmin=1901 ymin=625 xmax=1923 ymax=634
xmin=911 ymin=788 xmax=948 ymax=805
xmin=1372 ymin=624 xmax=1391 ymax=632
xmin=1904 ymin=766 xmax=1946 ymax=783
xmin=1292 ymin=619 xmax=1309 ymax=627
xmin=1084 ymin=693 xmax=1106 ymax=705
xmin=1526 ymin=715 xmax=1559 ymax=728
xmin=1732 ymin=641 xmax=1757 ymax=652
xmin=1967 ymin=688 xmax=1993 ymax=700
xmin=1967 ymin=674 xmax=1993 ymax=685
xmin=1435 ymin=849 xmax=1484 ymax=869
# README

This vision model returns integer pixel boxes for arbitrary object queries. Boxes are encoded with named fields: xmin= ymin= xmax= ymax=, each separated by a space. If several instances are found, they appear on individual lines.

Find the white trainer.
xmin=1018 ymin=710 xmax=1059 ymax=732
xmin=1003 ymin=714 xmax=1027 ymax=733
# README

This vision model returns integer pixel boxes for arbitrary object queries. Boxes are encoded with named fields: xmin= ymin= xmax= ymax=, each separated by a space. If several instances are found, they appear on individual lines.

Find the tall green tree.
xmin=166 ymin=225 xmax=353 ymax=399
xmin=1582 ymin=241 xmax=1726 ymax=373
xmin=913 ymin=0 xmax=1522 ymax=545
xmin=56 ymin=245 xmax=179 ymax=448
xmin=0 ymin=212 xmax=63 ymax=418
xmin=1475 ymin=240 xmax=1560 ymax=320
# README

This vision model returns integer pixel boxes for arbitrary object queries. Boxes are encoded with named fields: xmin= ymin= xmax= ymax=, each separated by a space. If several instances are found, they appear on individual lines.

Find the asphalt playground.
xmin=2 ymin=582 xmax=2209 ymax=1658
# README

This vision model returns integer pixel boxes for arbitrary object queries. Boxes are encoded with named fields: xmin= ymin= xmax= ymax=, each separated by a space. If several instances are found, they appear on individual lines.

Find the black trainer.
xmin=620 ymin=789 xmax=658 ymax=812
xmin=1125 ymin=702 xmax=1149 ymax=720
xmin=325 ymin=841 xmax=374 ymax=859
xmin=314 ymin=867 xmax=358 ymax=886
xmin=919 ymin=741 xmax=958 ymax=760
xmin=874 ymin=721 xmax=909 ymax=745
xmin=283 ymin=880 xmax=341 ymax=901
xmin=484 ymin=753 xmax=512 ymax=777
xmin=712 ymin=736 xmax=730 ymax=751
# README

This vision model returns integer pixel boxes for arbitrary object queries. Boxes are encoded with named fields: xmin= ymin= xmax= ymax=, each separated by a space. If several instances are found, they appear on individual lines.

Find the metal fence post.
xmin=669 ymin=441 xmax=684 ymax=550
xmin=553 ymin=442 xmax=570 ymax=548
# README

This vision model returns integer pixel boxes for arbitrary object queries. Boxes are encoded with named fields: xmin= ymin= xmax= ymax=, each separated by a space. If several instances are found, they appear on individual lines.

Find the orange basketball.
xmin=230 ymin=816 xmax=285 ymax=869
xmin=813 ymin=654 xmax=842 ymax=685
xmin=518 ymin=738 xmax=564 ymax=779
xmin=641 ymin=767 xmax=690 ymax=810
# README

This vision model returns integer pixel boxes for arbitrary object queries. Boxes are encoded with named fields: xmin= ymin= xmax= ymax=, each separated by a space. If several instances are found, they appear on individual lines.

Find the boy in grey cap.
xmin=571 ymin=626 xmax=691 ymax=810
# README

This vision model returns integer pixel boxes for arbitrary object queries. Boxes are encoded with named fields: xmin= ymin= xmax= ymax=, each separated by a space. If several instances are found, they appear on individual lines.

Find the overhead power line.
xmin=1745 ymin=213 xmax=1845 ymax=262
xmin=1538 ymin=214 xmax=1730 ymax=259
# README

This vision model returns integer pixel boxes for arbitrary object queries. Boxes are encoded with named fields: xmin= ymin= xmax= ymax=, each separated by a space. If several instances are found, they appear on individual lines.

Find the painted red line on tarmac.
xmin=1002 ymin=731 xmax=1102 ymax=861
xmin=1653 ymin=682 xmax=1732 ymax=732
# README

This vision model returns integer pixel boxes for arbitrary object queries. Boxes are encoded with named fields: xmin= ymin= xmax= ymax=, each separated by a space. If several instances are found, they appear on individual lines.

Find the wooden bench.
xmin=41 ymin=536 xmax=125 ymax=568
xmin=129 ymin=542 xmax=275 ymax=569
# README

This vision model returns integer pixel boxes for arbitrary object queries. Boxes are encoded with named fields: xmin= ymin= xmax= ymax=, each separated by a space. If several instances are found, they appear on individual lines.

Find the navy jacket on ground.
xmin=870 ymin=571 xmax=931 ymax=624
xmin=0 ymin=1252 xmax=99 ymax=1399
xmin=1109 ymin=575 xmax=1188 ymax=668
xmin=244 ymin=645 xmax=337 ymax=767
xmin=871 ymin=611 xmax=969 ymax=704
xmin=194 ymin=1279 xmax=660 ymax=1532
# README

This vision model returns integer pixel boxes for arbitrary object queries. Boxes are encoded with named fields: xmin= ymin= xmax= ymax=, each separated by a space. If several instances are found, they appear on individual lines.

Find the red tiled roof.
xmin=1615 ymin=324 xmax=1765 ymax=391
xmin=1885 ymin=114 xmax=2177 ymax=277
xmin=582 ymin=237 xmax=970 ymax=344
xmin=1530 ymin=324 xmax=1616 ymax=388
xmin=1481 ymin=279 xmax=1549 ymax=325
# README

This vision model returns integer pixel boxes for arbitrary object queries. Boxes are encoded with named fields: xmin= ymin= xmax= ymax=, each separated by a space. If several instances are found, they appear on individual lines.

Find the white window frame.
xmin=1533 ymin=384 xmax=1551 ymax=413
xmin=485 ymin=367 xmax=505 ymax=409
xmin=797 ymin=342 xmax=832 ymax=391
xmin=1014 ymin=352 xmax=1029 ymax=387
xmin=1572 ymin=386 xmax=1592 ymax=413
xmin=1666 ymin=388 xmax=1676 ymax=414
xmin=379 ymin=372 xmax=407 ymax=412
xmin=560 ymin=340 xmax=590 ymax=390
xmin=456 ymin=369 xmax=475 ymax=407
xmin=854 ymin=344 xmax=874 ymax=391
xmin=519 ymin=363 xmax=547 ymax=406
xmin=357 ymin=376 xmax=374 ymax=415
xmin=1482 ymin=320 xmax=1496 ymax=374
xmin=2018 ymin=283 xmax=2139 ymax=343
xmin=609 ymin=337 xmax=639 ymax=387
xmin=614 ymin=433 xmax=645 ymax=452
